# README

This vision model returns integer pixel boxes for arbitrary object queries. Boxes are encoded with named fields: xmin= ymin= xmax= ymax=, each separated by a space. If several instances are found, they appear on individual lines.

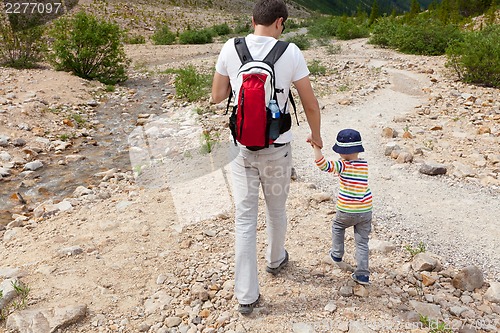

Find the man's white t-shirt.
xmin=215 ymin=34 xmax=310 ymax=144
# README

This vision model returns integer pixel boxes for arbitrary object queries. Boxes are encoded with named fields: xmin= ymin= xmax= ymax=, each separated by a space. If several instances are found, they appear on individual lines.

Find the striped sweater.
xmin=315 ymin=157 xmax=373 ymax=213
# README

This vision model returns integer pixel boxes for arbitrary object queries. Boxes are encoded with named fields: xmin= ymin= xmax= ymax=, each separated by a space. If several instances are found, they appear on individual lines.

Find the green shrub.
xmin=152 ymin=24 xmax=176 ymax=45
xmin=0 ymin=15 xmax=45 ymax=68
xmin=286 ymin=34 xmax=311 ymax=50
xmin=308 ymin=60 xmax=326 ymax=75
xmin=178 ymin=28 xmax=213 ymax=44
xmin=307 ymin=16 xmax=340 ymax=38
xmin=164 ymin=65 xmax=212 ymax=102
xmin=234 ymin=18 xmax=252 ymax=34
xmin=404 ymin=241 xmax=426 ymax=256
xmin=369 ymin=16 xmax=400 ymax=47
xmin=395 ymin=18 xmax=463 ymax=55
xmin=446 ymin=24 xmax=500 ymax=88
xmin=370 ymin=16 xmax=463 ymax=56
xmin=326 ymin=43 xmax=342 ymax=55
xmin=335 ymin=18 xmax=370 ymax=40
xmin=211 ymin=23 xmax=232 ymax=36
xmin=286 ymin=19 xmax=301 ymax=30
xmin=124 ymin=33 xmax=146 ymax=44
xmin=48 ymin=11 xmax=129 ymax=85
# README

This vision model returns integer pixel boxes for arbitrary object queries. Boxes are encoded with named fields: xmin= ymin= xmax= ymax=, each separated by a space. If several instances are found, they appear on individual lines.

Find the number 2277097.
xmin=4 ymin=2 xmax=63 ymax=14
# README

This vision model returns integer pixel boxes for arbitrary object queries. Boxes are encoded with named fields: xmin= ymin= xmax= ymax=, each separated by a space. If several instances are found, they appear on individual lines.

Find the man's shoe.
xmin=238 ymin=295 xmax=260 ymax=315
xmin=266 ymin=250 xmax=289 ymax=275
xmin=351 ymin=273 xmax=370 ymax=285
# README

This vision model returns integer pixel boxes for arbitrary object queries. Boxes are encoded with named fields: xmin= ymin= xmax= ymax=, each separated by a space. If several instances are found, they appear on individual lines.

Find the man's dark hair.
xmin=252 ymin=0 xmax=288 ymax=26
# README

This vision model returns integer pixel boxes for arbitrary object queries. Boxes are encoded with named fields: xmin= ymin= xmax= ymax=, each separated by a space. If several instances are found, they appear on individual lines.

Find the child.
xmin=312 ymin=128 xmax=373 ymax=285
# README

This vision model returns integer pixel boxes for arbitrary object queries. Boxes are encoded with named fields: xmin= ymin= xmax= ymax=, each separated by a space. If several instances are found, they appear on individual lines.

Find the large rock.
xmin=24 ymin=160 xmax=44 ymax=171
xmin=369 ymin=239 xmax=396 ymax=254
xmin=452 ymin=266 xmax=484 ymax=291
xmin=412 ymin=253 xmax=439 ymax=272
xmin=6 ymin=304 xmax=87 ymax=333
xmin=419 ymin=161 xmax=447 ymax=175
xmin=409 ymin=300 xmax=443 ymax=320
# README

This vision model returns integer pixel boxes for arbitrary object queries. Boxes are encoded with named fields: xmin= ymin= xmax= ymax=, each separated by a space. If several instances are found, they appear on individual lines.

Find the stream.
xmin=0 ymin=77 xmax=171 ymax=225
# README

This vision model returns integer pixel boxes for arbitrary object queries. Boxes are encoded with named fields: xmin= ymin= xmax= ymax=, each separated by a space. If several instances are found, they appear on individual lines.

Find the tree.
xmin=369 ymin=0 xmax=380 ymax=26
xmin=410 ymin=0 xmax=421 ymax=16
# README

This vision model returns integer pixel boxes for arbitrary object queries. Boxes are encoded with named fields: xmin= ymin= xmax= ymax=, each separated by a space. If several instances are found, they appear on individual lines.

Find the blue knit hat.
xmin=332 ymin=129 xmax=364 ymax=154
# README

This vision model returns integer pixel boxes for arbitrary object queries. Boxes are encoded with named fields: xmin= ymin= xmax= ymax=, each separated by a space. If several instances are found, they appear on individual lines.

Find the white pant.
xmin=230 ymin=143 xmax=292 ymax=304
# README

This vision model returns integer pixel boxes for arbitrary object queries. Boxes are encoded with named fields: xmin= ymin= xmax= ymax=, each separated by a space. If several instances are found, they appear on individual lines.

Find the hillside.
xmin=291 ymin=0 xmax=438 ymax=16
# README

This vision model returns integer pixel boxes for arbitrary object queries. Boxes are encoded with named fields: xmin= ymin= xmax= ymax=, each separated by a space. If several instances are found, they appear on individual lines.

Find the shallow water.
xmin=0 ymin=77 xmax=171 ymax=225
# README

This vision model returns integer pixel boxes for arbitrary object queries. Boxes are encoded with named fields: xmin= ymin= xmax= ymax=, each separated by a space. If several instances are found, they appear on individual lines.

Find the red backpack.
xmin=227 ymin=38 xmax=298 ymax=150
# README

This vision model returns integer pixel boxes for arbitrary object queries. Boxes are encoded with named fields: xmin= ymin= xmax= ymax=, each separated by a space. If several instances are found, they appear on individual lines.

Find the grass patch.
xmin=0 ymin=280 xmax=30 ymax=321
xmin=404 ymin=241 xmax=426 ymax=256
xmin=286 ymin=34 xmax=311 ymax=50
xmin=308 ymin=59 xmax=327 ymax=75
xmin=201 ymin=130 xmax=219 ymax=154
xmin=419 ymin=315 xmax=453 ymax=333
xmin=163 ymin=65 xmax=212 ymax=102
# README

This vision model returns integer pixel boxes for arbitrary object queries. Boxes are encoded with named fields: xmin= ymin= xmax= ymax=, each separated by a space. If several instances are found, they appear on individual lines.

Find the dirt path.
xmin=297 ymin=71 xmax=500 ymax=278
xmin=1 ymin=38 xmax=499 ymax=333
xmin=295 ymin=42 xmax=500 ymax=280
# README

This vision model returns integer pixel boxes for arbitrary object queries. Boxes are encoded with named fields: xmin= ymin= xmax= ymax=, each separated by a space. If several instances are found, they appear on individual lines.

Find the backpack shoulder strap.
xmin=264 ymin=41 xmax=299 ymax=125
xmin=234 ymin=37 xmax=253 ymax=64
xmin=226 ymin=38 xmax=250 ymax=115
xmin=263 ymin=41 xmax=289 ymax=65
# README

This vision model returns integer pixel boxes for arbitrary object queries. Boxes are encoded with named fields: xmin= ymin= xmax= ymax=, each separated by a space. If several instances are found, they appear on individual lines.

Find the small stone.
xmin=339 ymin=286 xmax=353 ymax=297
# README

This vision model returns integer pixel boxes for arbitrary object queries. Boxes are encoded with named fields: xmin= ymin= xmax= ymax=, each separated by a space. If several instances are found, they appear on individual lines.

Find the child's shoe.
xmin=328 ymin=253 xmax=354 ymax=272
xmin=351 ymin=273 xmax=370 ymax=285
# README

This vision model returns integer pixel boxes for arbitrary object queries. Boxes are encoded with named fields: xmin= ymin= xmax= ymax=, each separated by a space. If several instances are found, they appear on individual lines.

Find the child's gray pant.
xmin=330 ymin=210 xmax=372 ymax=277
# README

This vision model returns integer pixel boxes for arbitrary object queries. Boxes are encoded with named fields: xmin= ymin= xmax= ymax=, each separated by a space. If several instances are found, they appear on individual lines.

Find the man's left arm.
xmin=293 ymin=76 xmax=323 ymax=148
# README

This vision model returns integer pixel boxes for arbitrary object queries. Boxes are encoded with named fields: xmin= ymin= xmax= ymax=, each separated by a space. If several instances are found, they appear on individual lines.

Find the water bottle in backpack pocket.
xmin=268 ymin=99 xmax=281 ymax=140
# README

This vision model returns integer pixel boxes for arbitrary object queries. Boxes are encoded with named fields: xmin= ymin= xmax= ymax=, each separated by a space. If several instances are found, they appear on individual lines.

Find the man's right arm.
xmin=211 ymin=72 xmax=231 ymax=104
xmin=293 ymin=76 xmax=323 ymax=148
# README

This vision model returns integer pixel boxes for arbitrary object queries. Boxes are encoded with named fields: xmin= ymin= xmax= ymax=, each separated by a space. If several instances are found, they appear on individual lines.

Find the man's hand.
xmin=306 ymin=134 xmax=323 ymax=149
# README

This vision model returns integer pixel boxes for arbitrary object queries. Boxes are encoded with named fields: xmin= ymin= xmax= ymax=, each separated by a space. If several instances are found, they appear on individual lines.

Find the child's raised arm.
xmin=312 ymin=144 xmax=324 ymax=162
xmin=313 ymin=145 xmax=337 ymax=173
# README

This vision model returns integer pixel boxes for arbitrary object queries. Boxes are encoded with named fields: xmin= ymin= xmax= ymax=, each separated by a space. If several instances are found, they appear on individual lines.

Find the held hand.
xmin=306 ymin=134 xmax=323 ymax=149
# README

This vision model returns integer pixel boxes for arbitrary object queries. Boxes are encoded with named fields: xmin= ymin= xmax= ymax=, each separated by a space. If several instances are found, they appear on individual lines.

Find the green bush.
xmin=307 ymin=16 xmax=340 ymax=38
xmin=124 ymin=33 xmax=146 ymax=44
xmin=286 ymin=19 xmax=301 ymax=30
xmin=326 ymin=43 xmax=342 ymax=55
xmin=370 ymin=16 xmax=463 ymax=56
xmin=49 ymin=11 xmax=129 ymax=84
xmin=446 ymin=24 xmax=500 ymax=88
xmin=395 ymin=18 xmax=463 ymax=55
xmin=335 ymin=18 xmax=370 ymax=40
xmin=286 ymin=34 xmax=311 ymax=50
xmin=234 ymin=18 xmax=252 ymax=34
xmin=211 ymin=23 xmax=232 ymax=36
xmin=152 ymin=24 xmax=176 ymax=45
xmin=369 ymin=16 xmax=400 ymax=47
xmin=178 ymin=28 xmax=213 ymax=44
xmin=164 ymin=65 xmax=212 ymax=102
xmin=0 ymin=15 xmax=45 ymax=68
xmin=308 ymin=59 xmax=327 ymax=75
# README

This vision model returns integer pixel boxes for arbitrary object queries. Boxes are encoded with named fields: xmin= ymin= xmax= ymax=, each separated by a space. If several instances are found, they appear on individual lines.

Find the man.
xmin=211 ymin=0 xmax=322 ymax=315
